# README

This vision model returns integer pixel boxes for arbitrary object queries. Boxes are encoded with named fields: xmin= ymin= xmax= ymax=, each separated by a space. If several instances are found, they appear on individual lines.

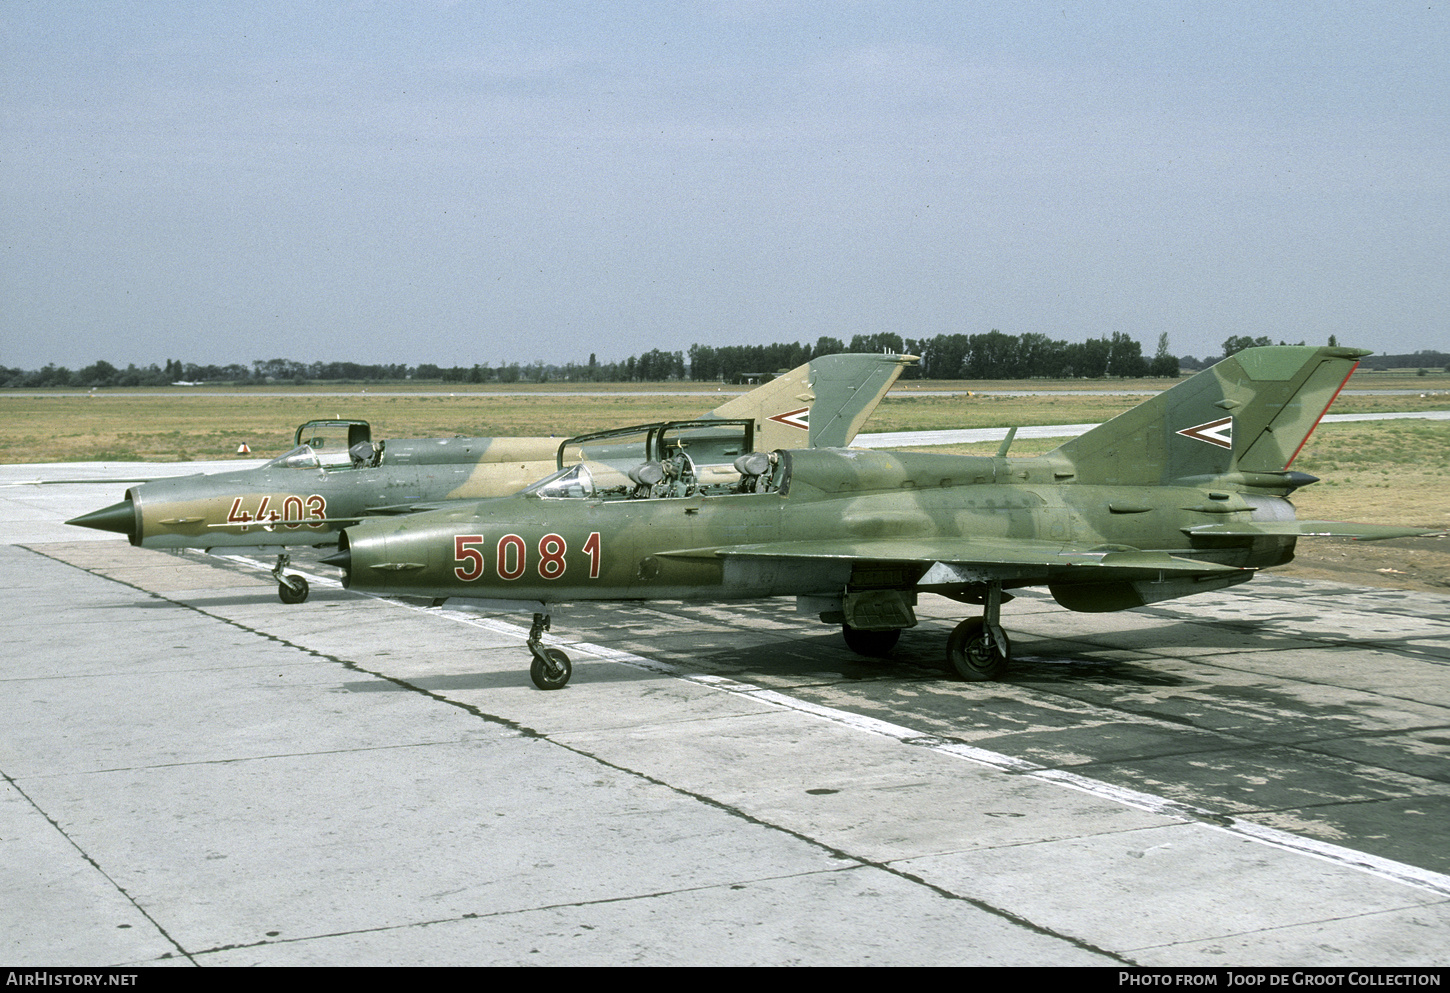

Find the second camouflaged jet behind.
xmin=322 ymin=346 xmax=1434 ymax=690
xmin=67 ymin=352 xmax=914 ymax=602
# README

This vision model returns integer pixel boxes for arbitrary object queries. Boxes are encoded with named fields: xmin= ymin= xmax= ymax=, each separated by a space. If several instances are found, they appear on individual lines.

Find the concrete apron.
xmin=2 ymin=540 xmax=1447 ymax=966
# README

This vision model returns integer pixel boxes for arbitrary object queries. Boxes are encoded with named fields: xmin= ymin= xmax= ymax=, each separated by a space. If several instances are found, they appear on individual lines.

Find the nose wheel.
xmin=527 ymin=612 xmax=572 ymax=690
xmin=272 ymin=554 xmax=310 ymax=604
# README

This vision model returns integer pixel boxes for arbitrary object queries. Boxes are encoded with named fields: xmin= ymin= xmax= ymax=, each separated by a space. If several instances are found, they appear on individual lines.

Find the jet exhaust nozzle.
xmin=66 ymin=499 xmax=138 ymax=541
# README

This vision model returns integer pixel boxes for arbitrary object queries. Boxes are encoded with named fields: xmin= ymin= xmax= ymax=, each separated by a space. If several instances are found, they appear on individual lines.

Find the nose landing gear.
xmin=272 ymin=554 xmax=309 ymax=604
xmin=527 ymin=612 xmax=572 ymax=690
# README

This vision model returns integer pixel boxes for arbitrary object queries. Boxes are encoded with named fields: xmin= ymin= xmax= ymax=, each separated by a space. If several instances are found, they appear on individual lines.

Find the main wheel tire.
xmin=947 ymin=617 xmax=1010 ymax=681
xmin=530 ymin=648 xmax=573 ymax=690
xmin=278 ymin=575 xmax=309 ymax=604
xmin=841 ymin=624 xmax=902 ymax=657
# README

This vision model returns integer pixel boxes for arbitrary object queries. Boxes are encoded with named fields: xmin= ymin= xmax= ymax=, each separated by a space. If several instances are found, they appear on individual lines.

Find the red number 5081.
xmin=453 ymin=532 xmax=601 ymax=582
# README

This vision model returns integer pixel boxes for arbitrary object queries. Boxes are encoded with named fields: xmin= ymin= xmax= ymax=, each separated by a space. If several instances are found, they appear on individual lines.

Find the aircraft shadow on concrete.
xmin=540 ymin=619 xmax=1197 ymax=690
xmin=117 ymin=587 xmax=1419 ymax=692
xmin=865 ymin=627 xmax=1196 ymax=688
xmin=518 ymin=599 xmax=1211 ymax=688
xmin=110 ymin=590 xmax=1384 ymax=692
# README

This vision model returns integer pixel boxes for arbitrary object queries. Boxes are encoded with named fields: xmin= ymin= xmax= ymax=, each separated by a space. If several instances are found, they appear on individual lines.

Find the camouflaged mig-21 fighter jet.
xmin=68 ymin=353 xmax=915 ymax=603
xmin=320 ymin=345 xmax=1435 ymax=690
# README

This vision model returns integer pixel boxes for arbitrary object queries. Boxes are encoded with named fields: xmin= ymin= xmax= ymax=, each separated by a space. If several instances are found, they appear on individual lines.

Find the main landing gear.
xmin=527 ymin=612 xmax=572 ymax=691
xmin=272 ymin=554 xmax=309 ymax=604
xmin=947 ymin=617 xmax=1010 ymax=681
xmin=947 ymin=584 xmax=1010 ymax=681
xmin=839 ymin=583 xmax=1013 ymax=681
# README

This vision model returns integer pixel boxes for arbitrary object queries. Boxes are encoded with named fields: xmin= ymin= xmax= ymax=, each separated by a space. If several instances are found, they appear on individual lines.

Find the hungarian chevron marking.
xmin=1177 ymin=416 xmax=1233 ymax=449
xmin=769 ymin=407 xmax=811 ymax=431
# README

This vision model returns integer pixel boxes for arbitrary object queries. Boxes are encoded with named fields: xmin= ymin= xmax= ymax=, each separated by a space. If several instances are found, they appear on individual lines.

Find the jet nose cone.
xmin=320 ymin=547 xmax=351 ymax=588
xmin=66 ymin=499 xmax=137 ymax=540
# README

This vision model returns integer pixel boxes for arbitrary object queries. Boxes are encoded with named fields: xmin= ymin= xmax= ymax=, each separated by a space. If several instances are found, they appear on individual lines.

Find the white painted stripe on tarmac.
xmin=215 ymin=550 xmax=1450 ymax=901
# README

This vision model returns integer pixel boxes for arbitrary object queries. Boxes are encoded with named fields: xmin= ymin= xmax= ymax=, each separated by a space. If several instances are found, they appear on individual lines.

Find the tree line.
xmin=4 ymin=334 xmax=1439 ymax=389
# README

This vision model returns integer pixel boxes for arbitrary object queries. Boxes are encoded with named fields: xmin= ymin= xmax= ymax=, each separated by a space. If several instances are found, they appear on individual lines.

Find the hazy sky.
xmin=3 ymin=1 xmax=1447 ymax=371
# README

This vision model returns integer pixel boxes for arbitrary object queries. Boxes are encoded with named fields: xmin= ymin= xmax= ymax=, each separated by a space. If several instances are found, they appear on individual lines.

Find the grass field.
xmin=3 ymin=370 xmax=1446 ymax=464
xmin=0 ymin=392 xmax=719 ymax=463
xmin=3 ymin=370 xmax=1446 ymax=525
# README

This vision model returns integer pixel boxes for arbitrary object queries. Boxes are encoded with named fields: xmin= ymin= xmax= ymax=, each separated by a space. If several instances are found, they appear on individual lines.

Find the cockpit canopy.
xmin=526 ymin=451 xmax=786 ymax=501
xmin=264 ymin=444 xmax=326 ymax=470
xmin=525 ymin=461 xmax=637 ymax=500
xmin=294 ymin=419 xmax=371 ymax=453
xmin=263 ymin=443 xmax=362 ymax=470
xmin=558 ymin=418 xmax=756 ymax=472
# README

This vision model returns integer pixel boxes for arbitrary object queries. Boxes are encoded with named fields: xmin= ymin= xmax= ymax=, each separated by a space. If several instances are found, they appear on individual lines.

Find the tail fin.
xmin=706 ymin=353 xmax=916 ymax=450
xmin=1052 ymin=345 xmax=1368 ymax=486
